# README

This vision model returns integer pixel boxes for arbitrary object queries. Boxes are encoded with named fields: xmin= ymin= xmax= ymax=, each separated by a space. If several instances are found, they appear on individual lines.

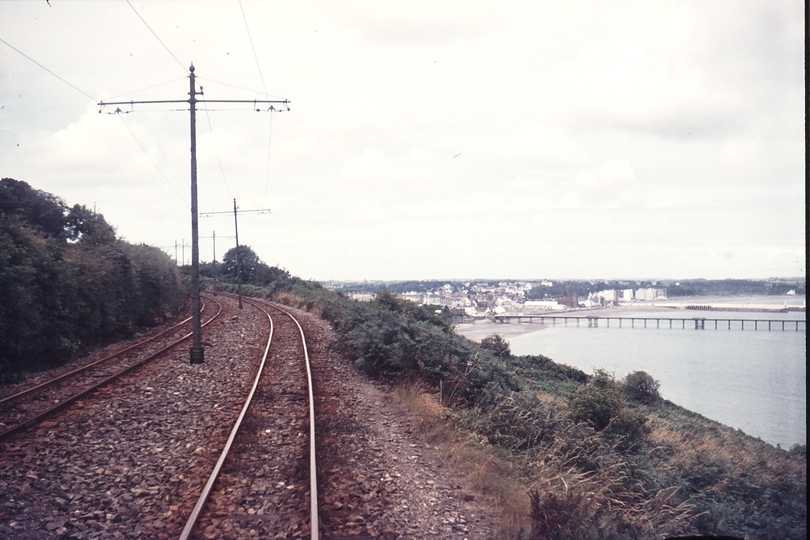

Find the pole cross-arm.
xmin=98 ymin=99 xmax=290 ymax=113
xmin=200 ymin=208 xmax=271 ymax=216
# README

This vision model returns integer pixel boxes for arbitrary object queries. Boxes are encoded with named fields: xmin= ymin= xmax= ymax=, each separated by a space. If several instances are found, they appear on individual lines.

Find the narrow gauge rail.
xmin=0 ymin=296 xmax=223 ymax=441
xmin=180 ymin=295 xmax=319 ymax=540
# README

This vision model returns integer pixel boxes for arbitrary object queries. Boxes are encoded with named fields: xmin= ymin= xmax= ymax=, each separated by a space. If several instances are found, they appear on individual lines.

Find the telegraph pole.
xmin=99 ymin=65 xmax=288 ymax=364
xmin=233 ymin=199 xmax=242 ymax=308
xmin=200 ymin=231 xmax=236 ymax=296
xmin=188 ymin=65 xmax=204 ymax=363
xmin=200 ymin=200 xmax=271 ymax=310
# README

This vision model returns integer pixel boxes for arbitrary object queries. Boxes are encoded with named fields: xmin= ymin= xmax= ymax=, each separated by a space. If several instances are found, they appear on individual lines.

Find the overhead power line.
xmin=197 ymin=77 xmax=285 ymax=99
xmin=0 ymin=37 xmax=96 ymax=102
xmin=105 ymin=77 xmax=187 ymax=101
xmin=203 ymin=107 xmax=233 ymax=199
xmin=116 ymin=114 xmax=188 ymax=205
xmin=239 ymin=0 xmax=268 ymax=97
xmin=237 ymin=0 xmax=276 ymax=202
xmin=125 ymin=0 xmax=187 ymax=74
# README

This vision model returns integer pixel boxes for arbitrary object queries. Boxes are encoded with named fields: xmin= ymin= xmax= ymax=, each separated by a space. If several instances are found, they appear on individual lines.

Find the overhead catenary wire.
xmin=237 ymin=1 xmax=277 ymax=203
xmin=0 ymin=34 xmax=190 ymax=208
xmin=239 ymin=0 xmax=268 ymax=97
xmin=116 ymin=114 xmax=188 ymax=205
xmin=105 ymin=77 xmax=188 ymax=102
xmin=203 ymin=106 xmax=234 ymax=200
xmin=0 ymin=37 xmax=97 ymax=102
xmin=125 ymin=0 xmax=187 ymax=74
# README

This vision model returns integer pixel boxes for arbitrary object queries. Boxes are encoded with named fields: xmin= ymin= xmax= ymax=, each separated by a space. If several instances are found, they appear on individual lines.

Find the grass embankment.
xmin=393 ymin=378 xmax=806 ymax=539
xmin=213 ymin=279 xmax=806 ymax=539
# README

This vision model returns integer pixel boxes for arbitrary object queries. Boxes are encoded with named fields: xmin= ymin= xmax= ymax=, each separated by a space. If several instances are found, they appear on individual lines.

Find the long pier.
xmin=491 ymin=314 xmax=806 ymax=331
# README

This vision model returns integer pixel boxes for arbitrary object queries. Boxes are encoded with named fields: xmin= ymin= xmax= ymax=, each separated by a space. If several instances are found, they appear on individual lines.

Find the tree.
xmin=0 ymin=177 xmax=67 ymax=237
xmin=65 ymin=204 xmax=116 ymax=246
xmin=480 ymin=334 xmax=511 ymax=360
xmin=624 ymin=371 xmax=661 ymax=404
xmin=222 ymin=245 xmax=261 ymax=283
xmin=0 ymin=179 xmax=182 ymax=380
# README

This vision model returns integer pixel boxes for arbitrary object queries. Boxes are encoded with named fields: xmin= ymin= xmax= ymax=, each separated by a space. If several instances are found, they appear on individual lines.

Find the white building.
xmin=620 ymin=289 xmax=634 ymax=302
xmin=348 ymin=292 xmax=376 ymax=302
xmin=400 ymin=292 xmax=424 ymax=304
xmin=593 ymin=289 xmax=618 ymax=304
xmin=635 ymin=288 xmax=668 ymax=301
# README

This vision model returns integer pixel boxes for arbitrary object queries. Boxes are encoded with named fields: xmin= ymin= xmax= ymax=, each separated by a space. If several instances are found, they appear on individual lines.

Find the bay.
xmin=456 ymin=296 xmax=806 ymax=448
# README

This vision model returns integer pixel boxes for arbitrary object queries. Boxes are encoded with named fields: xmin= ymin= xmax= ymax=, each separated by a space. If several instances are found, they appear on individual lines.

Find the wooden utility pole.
xmin=233 ymin=198 xmax=242 ymax=309
xmin=99 ymin=64 xmax=289 ymax=364
xmin=200 ymin=231 xmax=236 ymax=296
xmin=200 ymin=200 xmax=271 ymax=309
xmin=187 ymin=65 xmax=204 ymax=363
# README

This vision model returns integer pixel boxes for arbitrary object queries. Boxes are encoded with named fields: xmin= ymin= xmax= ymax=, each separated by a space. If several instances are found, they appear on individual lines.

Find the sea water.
xmin=457 ymin=300 xmax=806 ymax=448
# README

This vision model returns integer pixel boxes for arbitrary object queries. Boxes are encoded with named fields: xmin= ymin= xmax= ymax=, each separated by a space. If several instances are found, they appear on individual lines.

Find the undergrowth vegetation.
xmin=0 ymin=179 xmax=183 ymax=381
xmin=214 ymin=269 xmax=806 ymax=539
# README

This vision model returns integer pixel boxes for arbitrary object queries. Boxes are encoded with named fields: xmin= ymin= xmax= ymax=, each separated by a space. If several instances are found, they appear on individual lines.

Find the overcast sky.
xmin=1 ymin=1 xmax=805 ymax=281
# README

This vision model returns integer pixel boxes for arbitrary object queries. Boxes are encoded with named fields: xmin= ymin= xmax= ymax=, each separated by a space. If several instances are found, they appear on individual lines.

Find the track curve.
xmin=180 ymin=294 xmax=320 ymax=540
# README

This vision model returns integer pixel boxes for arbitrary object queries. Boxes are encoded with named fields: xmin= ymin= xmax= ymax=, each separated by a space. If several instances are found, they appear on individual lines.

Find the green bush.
xmin=568 ymin=370 xmax=624 ymax=431
xmin=480 ymin=333 xmax=511 ymax=359
xmin=624 ymin=370 xmax=661 ymax=404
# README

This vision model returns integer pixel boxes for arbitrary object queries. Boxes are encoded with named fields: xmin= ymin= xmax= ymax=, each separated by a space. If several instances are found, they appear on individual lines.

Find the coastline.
xmin=455 ymin=320 xmax=547 ymax=341
xmin=456 ymin=295 xmax=806 ymax=344
xmin=455 ymin=297 xmax=806 ymax=448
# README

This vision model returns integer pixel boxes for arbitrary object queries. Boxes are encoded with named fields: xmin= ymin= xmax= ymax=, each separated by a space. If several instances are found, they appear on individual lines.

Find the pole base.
xmin=190 ymin=347 xmax=205 ymax=364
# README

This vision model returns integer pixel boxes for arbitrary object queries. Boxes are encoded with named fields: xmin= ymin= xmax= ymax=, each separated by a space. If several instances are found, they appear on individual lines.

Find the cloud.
xmin=340 ymin=147 xmax=388 ymax=185
xmin=498 ymin=125 xmax=580 ymax=166
xmin=574 ymin=159 xmax=641 ymax=205
xmin=326 ymin=1 xmax=488 ymax=45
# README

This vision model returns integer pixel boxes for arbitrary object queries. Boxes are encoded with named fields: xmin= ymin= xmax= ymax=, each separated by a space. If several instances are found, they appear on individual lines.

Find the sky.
xmin=0 ymin=0 xmax=805 ymax=282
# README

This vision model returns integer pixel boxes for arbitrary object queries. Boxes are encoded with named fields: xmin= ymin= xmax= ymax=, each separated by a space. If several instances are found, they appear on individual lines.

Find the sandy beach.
xmin=455 ymin=320 xmax=547 ymax=341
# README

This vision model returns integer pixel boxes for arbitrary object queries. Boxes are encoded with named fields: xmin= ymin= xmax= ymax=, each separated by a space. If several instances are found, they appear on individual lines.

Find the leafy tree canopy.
xmin=0 ymin=178 xmax=181 ymax=381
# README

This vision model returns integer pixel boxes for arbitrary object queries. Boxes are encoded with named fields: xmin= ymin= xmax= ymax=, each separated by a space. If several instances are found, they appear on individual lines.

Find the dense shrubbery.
xmin=0 ymin=179 xmax=183 ymax=381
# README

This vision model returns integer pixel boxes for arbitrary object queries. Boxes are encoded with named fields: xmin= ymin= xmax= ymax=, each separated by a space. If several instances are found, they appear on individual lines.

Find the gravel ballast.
xmin=0 ymin=295 xmax=504 ymax=539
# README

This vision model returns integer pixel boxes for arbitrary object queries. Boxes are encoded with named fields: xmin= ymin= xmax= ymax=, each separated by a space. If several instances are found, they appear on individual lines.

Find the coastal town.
xmin=343 ymin=282 xmax=667 ymax=316
xmin=328 ymin=279 xmax=806 ymax=317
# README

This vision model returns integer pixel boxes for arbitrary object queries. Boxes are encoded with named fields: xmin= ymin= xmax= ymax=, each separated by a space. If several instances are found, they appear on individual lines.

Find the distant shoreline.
xmin=455 ymin=295 xmax=806 ymax=342
xmin=455 ymin=320 xmax=546 ymax=341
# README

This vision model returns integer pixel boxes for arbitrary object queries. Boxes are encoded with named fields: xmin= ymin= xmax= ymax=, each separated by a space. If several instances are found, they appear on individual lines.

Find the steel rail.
xmin=0 ymin=301 xmax=206 ymax=407
xmin=270 ymin=300 xmax=320 ymax=540
xmin=178 ymin=297 xmax=274 ymax=540
xmin=189 ymin=293 xmax=320 ymax=539
xmin=0 ymin=297 xmax=223 ymax=441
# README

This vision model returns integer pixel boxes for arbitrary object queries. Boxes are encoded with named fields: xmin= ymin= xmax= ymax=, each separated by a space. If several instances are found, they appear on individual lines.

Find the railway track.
xmin=180 ymin=294 xmax=320 ymax=539
xmin=0 ymin=296 xmax=223 ymax=441
xmin=0 ymin=292 xmax=504 ymax=538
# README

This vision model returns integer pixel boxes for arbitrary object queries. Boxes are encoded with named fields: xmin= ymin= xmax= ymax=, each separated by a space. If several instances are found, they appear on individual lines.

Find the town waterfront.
xmin=456 ymin=296 xmax=806 ymax=448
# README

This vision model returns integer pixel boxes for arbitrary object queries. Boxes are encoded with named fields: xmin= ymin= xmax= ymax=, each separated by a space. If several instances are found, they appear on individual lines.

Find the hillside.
xmin=216 ymin=266 xmax=806 ymax=539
